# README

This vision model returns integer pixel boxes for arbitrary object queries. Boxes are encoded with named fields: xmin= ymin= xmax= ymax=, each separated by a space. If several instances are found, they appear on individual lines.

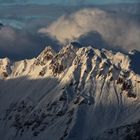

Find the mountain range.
xmin=0 ymin=42 xmax=140 ymax=140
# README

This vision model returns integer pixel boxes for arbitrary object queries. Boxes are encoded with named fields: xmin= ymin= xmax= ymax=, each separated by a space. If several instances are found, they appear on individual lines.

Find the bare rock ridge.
xmin=0 ymin=42 xmax=140 ymax=140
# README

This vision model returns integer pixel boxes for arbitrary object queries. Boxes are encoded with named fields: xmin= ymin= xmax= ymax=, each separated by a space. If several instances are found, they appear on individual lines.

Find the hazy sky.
xmin=0 ymin=0 xmax=139 ymax=5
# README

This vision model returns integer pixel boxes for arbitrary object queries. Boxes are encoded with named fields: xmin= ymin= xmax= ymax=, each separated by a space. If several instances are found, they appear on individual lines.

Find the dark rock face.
xmin=129 ymin=50 xmax=140 ymax=75
xmin=102 ymin=120 xmax=140 ymax=140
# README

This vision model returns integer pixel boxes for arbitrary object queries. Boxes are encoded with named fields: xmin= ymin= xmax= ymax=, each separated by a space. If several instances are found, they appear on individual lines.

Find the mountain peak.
xmin=0 ymin=44 xmax=139 ymax=79
xmin=0 ymin=43 xmax=140 ymax=140
xmin=0 ymin=57 xmax=11 ymax=79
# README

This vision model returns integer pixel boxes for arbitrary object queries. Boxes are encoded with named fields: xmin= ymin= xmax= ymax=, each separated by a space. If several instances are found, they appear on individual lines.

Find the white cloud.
xmin=39 ymin=8 xmax=140 ymax=51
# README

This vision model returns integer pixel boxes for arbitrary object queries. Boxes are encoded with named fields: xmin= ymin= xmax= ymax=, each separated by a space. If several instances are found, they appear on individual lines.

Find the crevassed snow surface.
xmin=0 ymin=43 xmax=140 ymax=140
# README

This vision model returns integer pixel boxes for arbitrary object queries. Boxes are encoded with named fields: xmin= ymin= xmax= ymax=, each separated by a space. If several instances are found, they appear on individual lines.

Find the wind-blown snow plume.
xmin=39 ymin=8 xmax=140 ymax=51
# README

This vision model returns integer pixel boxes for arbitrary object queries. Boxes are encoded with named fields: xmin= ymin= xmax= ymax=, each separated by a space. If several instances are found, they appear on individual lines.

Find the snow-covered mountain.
xmin=0 ymin=43 xmax=140 ymax=140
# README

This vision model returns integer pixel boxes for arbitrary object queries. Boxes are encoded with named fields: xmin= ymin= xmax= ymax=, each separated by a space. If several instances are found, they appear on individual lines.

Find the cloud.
xmin=0 ymin=25 xmax=59 ymax=60
xmin=39 ymin=8 xmax=140 ymax=52
xmin=0 ymin=0 xmax=28 ymax=4
xmin=0 ymin=0 xmax=139 ymax=5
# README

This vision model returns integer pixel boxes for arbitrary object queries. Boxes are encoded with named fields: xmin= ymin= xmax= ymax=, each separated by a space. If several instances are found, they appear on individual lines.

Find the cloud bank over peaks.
xmin=0 ymin=26 xmax=48 ymax=60
xmin=39 ymin=8 xmax=140 ymax=52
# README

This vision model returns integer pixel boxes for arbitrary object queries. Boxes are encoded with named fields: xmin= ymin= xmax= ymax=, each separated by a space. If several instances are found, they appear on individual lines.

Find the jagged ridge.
xmin=0 ymin=43 xmax=140 ymax=140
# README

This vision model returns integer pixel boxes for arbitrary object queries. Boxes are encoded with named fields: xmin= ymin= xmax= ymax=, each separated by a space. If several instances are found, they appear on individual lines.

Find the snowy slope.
xmin=0 ymin=43 xmax=140 ymax=140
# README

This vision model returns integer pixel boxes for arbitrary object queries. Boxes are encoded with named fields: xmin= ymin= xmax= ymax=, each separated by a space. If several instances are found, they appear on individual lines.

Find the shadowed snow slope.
xmin=0 ymin=43 xmax=140 ymax=140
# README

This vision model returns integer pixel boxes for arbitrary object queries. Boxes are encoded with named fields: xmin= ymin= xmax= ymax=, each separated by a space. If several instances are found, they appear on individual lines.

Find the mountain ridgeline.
xmin=0 ymin=43 xmax=140 ymax=140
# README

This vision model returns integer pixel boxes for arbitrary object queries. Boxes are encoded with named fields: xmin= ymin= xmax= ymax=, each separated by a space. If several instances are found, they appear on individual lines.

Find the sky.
xmin=0 ymin=0 xmax=139 ymax=5
xmin=0 ymin=0 xmax=139 ymax=60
